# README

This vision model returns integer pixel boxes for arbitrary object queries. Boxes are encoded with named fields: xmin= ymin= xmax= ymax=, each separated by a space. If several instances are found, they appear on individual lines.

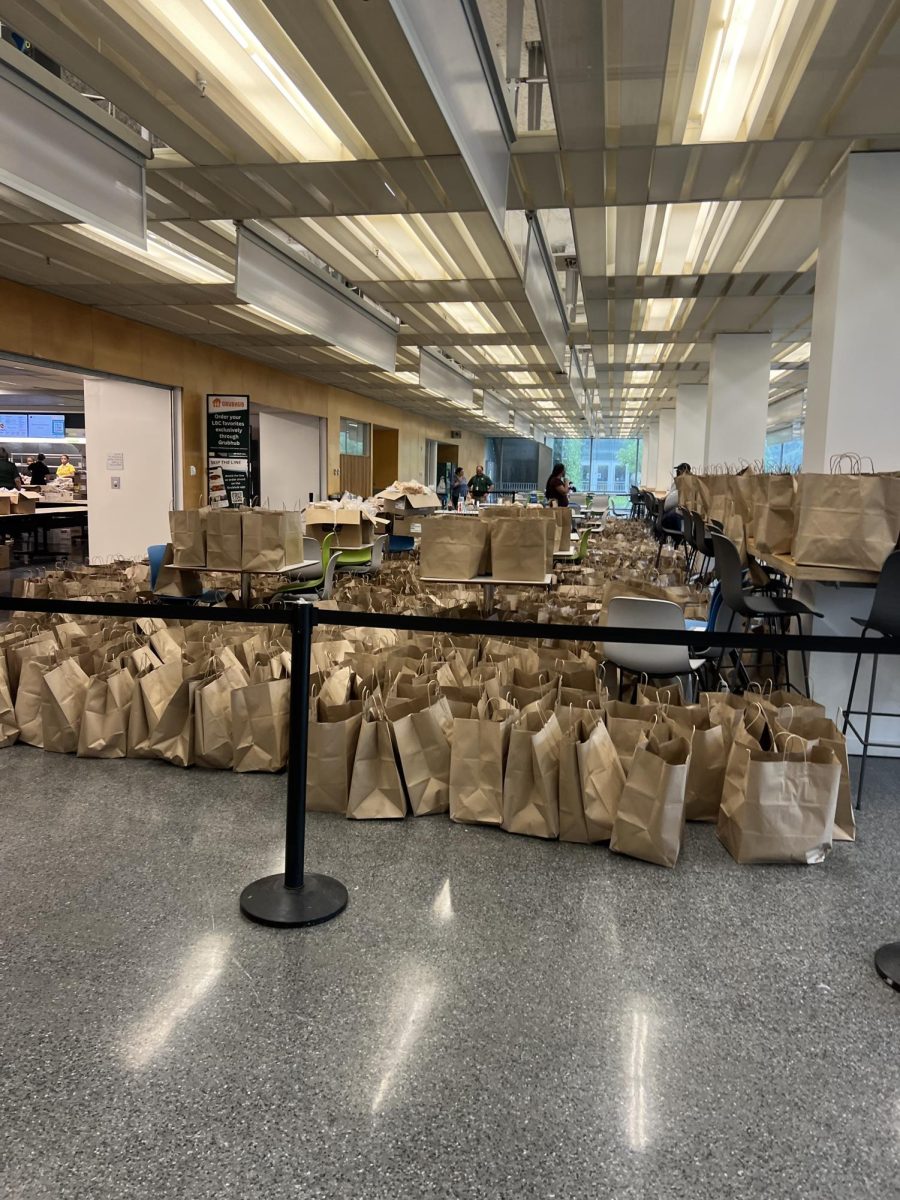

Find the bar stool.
xmin=710 ymin=532 xmax=822 ymax=695
xmin=842 ymin=549 xmax=900 ymax=809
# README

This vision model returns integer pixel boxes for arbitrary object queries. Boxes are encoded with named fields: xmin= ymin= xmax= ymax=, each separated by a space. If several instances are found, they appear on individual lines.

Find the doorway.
xmin=372 ymin=425 xmax=399 ymax=491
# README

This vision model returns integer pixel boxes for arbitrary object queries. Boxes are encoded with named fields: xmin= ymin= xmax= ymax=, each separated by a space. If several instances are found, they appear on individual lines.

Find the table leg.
xmin=241 ymin=573 xmax=251 ymax=608
xmin=483 ymin=583 xmax=494 ymax=617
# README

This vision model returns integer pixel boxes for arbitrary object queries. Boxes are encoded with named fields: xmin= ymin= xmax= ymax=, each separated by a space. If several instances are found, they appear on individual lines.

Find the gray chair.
xmin=603 ymin=596 xmax=708 ymax=701
xmin=342 ymin=534 xmax=387 ymax=577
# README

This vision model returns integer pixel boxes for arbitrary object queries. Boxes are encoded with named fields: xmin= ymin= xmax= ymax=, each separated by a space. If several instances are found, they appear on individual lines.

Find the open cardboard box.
xmin=10 ymin=491 xmax=40 ymax=515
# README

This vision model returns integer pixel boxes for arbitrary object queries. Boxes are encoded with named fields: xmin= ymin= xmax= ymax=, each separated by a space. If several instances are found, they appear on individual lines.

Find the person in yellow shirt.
xmin=56 ymin=453 xmax=76 ymax=479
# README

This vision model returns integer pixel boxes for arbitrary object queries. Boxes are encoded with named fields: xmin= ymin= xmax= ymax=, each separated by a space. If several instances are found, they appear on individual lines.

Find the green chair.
xmin=273 ymin=533 xmax=337 ymax=600
xmin=334 ymin=544 xmax=373 ymax=571
xmin=573 ymin=528 xmax=590 ymax=564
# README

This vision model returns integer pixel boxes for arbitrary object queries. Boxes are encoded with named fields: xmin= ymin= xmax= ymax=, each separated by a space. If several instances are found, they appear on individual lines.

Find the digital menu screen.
xmin=0 ymin=413 xmax=28 ymax=437
xmin=27 ymin=414 xmax=66 ymax=438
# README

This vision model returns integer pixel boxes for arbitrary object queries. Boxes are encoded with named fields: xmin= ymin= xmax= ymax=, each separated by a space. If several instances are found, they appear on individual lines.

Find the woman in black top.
xmin=0 ymin=448 xmax=21 ymax=490
xmin=545 ymin=462 xmax=569 ymax=507
xmin=29 ymin=454 xmax=50 ymax=486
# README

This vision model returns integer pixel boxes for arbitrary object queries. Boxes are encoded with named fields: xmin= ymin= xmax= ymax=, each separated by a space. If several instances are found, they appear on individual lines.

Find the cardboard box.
xmin=391 ymin=512 xmax=425 ymax=538
xmin=333 ymin=508 xmax=376 ymax=549
xmin=0 ymin=496 xmax=11 ymax=516
xmin=304 ymin=503 xmax=337 ymax=545
xmin=10 ymin=492 xmax=37 ymax=515
xmin=376 ymin=484 xmax=440 ymax=514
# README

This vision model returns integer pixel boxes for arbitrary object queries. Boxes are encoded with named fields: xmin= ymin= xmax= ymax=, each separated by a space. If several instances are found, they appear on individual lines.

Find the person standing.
xmin=28 ymin=454 xmax=50 ymax=486
xmin=468 ymin=464 xmax=493 ymax=503
xmin=0 ymin=447 xmax=22 ymax=489
xmin=450 ymin=467 xmax=468 ymax=509
xmin=56 ymin=453 xmax=75 ymax=479
xmin=545 ymin=462 xmax=569 ymax=507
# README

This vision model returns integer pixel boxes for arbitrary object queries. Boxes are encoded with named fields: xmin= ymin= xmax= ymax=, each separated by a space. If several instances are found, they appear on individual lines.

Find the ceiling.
xmin=0 ymin=356 xmax=86 ymax=407
xmin=0 ymin=0 xmax=897 ymax=441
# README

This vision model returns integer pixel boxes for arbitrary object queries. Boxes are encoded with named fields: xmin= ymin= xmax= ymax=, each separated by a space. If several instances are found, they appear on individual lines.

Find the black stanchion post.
xmin=239 ymin=601 xmax=348 ymax=928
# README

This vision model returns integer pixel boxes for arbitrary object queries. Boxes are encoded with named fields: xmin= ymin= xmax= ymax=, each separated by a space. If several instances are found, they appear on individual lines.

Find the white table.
xmin=164 ymin=560 xmax=318 ymax=606
xmin=420 ymin=573 xmax=553 ymax=616
xmin=553 ymin=548 xmax=578 ymax=561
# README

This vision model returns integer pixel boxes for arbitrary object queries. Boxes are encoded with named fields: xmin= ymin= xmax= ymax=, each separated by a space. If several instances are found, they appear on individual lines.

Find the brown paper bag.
xmin=419 ymin=517 xmax=490 ymax=580
xmin=14 ymin=654 xmax=57 ymax=747
xmin=41 ymin=658 xmax=90 ymax=754
xmin=154 ymin=543 xmax=203 ymax=598
xmin=231 ymin=678 xmax=291 ymax=772
xmin=558 ymin=718 xmax=591 ymax=843
xmin=0 ymin=654 xmax=18 ymax=747
xmin=169 ymin=508 xmax=207 ymax=567
xmin=77 ymin=666 xmax=135 ymax=759
xmin=147 ymin=678 xmax=198 ymax=768
xmin=502 ymin=709 xmax=562 ymax=839
xmin=753 ymin=475 xmax=796 ymax=555
xmin=347 ymin=707 xmax=407 ymax=819
xmin=128 ymin=662 xmax=183 ymax=758
xmin=610 ymin=736 xmax=690 ymax=867
xmin=206 ymin=507 xmax=243 ymax=570
xmin=793 ymin=473 xmax=900 ymax=571
xmin=241 ymin=509 xmax=292 ymax=572
xmin=773 ymin=714 xmax=855 ymax=842
xmin=490 ymin=518 xmax=548 ymax=581
xmin=718 ymin=740 xmax=841 ymax=864
xmin=194 ymin=665 xmax=247 ymax=769
xmin=577 ymin=718 xmax=627 ymax=841
xmin=392 ymin=696 xmax=454 ymax=816
xmin=449 ymin=696 xmax=513 ymax=826
xmin=667 ymin=706 xmax=732 ymax=821
xmin=604 ymin=700 xmax=660 ymax=773
xmin=308 ymin=701 xmax=363 ymax=814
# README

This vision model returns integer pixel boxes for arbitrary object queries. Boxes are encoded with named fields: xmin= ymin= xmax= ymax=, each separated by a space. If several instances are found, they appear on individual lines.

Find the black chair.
xmin=842 ymin=549 xmax=900 ymax=808
xmin=652 ymin=498 xmax=685 ymax=567
xmin=710 ymin=531 xmax=822 ymax=696
xmin=689 ymin=510 xmax=715 ymax=579
xmin=629 ymin=486 xmax=645 ymax=519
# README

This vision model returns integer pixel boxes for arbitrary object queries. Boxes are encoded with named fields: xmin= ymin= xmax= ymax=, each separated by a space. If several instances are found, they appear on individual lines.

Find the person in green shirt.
xmin=0 ymin=448 xmax=22 ymax=490
xmin=468 ymin=465 xmax=493 ymax=500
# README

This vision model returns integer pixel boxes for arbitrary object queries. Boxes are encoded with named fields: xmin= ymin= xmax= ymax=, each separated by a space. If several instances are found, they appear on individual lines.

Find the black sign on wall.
xmin=207 ymin=394 xmax=251 ymax=507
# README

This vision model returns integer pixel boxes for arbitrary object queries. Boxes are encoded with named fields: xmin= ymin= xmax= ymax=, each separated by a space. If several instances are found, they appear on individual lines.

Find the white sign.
xmin=106 ymin=452 xmax=124 ymax=470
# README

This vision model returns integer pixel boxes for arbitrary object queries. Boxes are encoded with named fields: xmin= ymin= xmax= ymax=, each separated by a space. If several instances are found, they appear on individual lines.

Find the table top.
xmin=420 ymin=573 xmax=553 ymax=587
xmin=748 ymin=540 xmax=880 ymax=585
xmin=37 ymin=498 xmax=86 ymax=507
xmin=335 ymin=543 xmax=373 ymax=551
xmin=0 ymin=505 xmax=88 ymax=516
xmin=553 ymin=549 xmax=578 ymax=560
xmin=167 ymin=560 xmax=318 ymax=575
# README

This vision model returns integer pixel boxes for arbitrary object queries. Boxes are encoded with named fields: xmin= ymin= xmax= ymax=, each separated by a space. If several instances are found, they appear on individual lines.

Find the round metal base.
xmin=875 ymin=942 xmax=900 ymax=992
xmin=239 ymin=872 xmax=348 ymax=928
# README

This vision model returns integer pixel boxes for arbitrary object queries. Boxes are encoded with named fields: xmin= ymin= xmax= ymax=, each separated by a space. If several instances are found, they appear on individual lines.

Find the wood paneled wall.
xmin=0 ymin=278 xmax=487 ymax=505
xmin=339 ymin=453 xmax=372 ymax=498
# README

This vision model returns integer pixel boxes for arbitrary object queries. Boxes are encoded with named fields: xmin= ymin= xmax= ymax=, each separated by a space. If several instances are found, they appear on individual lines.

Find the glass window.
xmin=339 ymin=418 xmax=369 ymax=456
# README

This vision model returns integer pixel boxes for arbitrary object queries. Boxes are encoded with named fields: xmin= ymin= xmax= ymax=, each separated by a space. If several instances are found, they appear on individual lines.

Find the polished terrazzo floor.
xmin=2 ymin=747 xmax=898 ymax=1199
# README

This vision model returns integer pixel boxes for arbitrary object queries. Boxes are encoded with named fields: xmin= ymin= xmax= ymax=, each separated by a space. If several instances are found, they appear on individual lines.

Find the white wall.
xmin=656 ymin=410 xmax=676 ymax=488
xmin=258 ymin=409 xmax=322 ymax=509
xmin=83 ymin=378 xmax=175 ymax=561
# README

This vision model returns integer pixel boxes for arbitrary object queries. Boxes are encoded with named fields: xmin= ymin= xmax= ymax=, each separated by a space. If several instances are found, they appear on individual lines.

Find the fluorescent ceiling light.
xmin=135 ymin=0 xmax=365 ymax=161
xmin=75 ymin=224 xmax=233 ymax=283
xmin=438 ymin=302 xmax=498 ymax=335
xmin=692 ymin=0 xmax=801 ymax=143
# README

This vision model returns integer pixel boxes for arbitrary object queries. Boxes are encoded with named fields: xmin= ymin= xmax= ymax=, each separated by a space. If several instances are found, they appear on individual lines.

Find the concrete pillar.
xmin=804 ymin=152 xmax=900 ymax=471
xmin=656 ymin=409 xmax=676 ymax=491
xmin=705 ymin=333 xmax=771 ymax=467
xmin=643 ymin=419 xmax=659 ymax=488
xmin=674 ymin=384 xmax=708 ymax=470
xmin=640 ymin=429 xmax=650 ymax=487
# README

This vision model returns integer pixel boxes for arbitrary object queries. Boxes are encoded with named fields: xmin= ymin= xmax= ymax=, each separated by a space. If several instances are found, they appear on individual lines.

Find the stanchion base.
xmin=240 ymin=873 xmax=348 ymax=928
xmin=875 ymin=942 xmax=900 ymax=992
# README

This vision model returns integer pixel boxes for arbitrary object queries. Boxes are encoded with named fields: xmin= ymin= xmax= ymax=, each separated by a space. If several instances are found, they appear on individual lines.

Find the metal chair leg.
xmin=797 ymin=613 xmax=812 ymax=698
xmin=842 ymin=630 xmax=868 ymax=735
xmin=856 ymin=651 xmax=879 ymax=811
xmin=715 ymin=610 xmax=736 ymax=682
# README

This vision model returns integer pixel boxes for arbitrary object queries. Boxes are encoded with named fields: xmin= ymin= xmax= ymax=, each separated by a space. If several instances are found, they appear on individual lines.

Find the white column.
xmin=640 ymin=429 xmax=650 ymax=487
xmin=656 ymin=409 xmax=676 ymax=489
xmin=674 ymin=384 xmax=708 ymax=470
xmin=705 ymin=333 xmax=771 ymax=467
xmin=643 ymin=419 xmax=660 ymax=488
xmin=804 ymin=152 xmax=900 ymax=471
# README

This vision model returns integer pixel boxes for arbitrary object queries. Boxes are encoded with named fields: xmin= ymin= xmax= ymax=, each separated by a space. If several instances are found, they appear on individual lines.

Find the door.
xmin=258 ymin=409 xmax=322 ymax=507
xmin=372 ymin=425 xmax=399 ymax=491
xmin=82 ymin=378 xmax=175 ymax=561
